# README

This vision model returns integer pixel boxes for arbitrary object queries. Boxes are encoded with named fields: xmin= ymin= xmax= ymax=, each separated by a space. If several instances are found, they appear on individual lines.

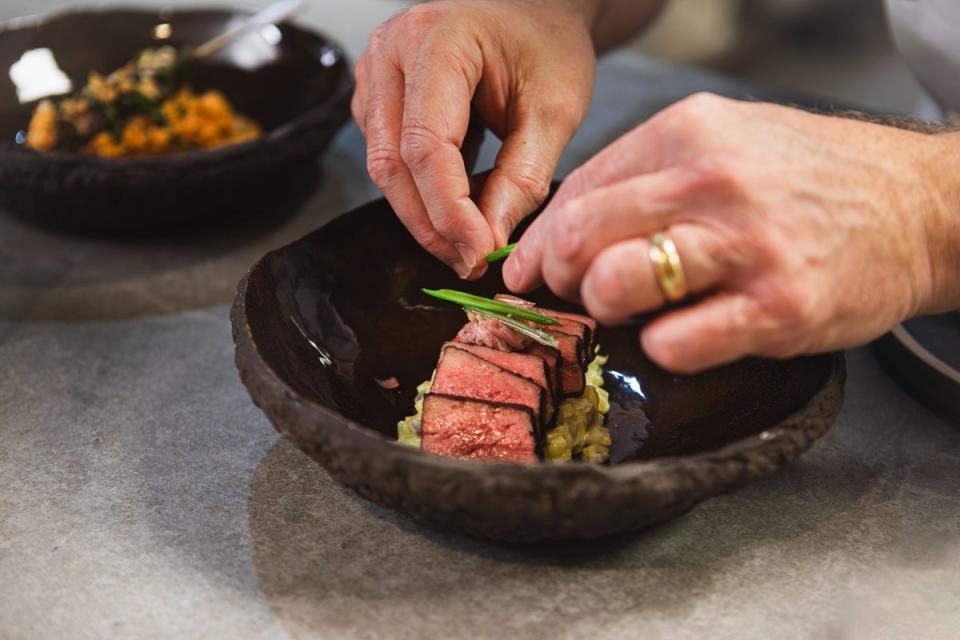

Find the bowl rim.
xmin=232 ymin=243 xmax=847 ymax=480
xmin=0 ymin=5 xmax=354 ymax=165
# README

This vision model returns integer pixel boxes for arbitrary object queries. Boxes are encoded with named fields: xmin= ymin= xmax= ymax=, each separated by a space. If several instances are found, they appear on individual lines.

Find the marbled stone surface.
xmin=1 ymin=2 xmax=957 ymax=639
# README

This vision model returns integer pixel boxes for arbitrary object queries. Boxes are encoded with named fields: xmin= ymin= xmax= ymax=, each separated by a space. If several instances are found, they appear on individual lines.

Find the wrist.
xmin=915 ymin=131 xmax=960 ymax=315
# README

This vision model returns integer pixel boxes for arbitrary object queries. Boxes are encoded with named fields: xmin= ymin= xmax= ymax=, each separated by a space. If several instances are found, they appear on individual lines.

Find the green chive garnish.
xmin=422 ymin=289 xmax=559 ymax=326
xmin=486 ymin=243 xmax=517 ymax=263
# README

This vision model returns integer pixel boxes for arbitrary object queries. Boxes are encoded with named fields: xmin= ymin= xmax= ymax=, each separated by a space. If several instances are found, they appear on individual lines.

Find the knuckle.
xmin=367 ymin=23 xmax=390 ymax=51
xmin=585 ymin=260 xmax=624 ymax=316
xmin=682 ymin=91 xmax=723 ymax=110
xmin=353 ymin=56 xmax=368 ymax=83
xmin=508 ymin=168 xmax=552 ymax=208
xmin=691 ymin=152 xmax=743 ymax=188
xmin=554 ymin=168 xmax=587 ymax=203
xmin=537 ymin=96 xmax=586 ymax=128
xmin=425 ymin=201 xmax=462 ymax=236
xmin=399 ymin=124 xmax=442 ymax=171
xmin=655 ymin=92 xmax=723 ymax=136
xmin=685 ymin=152 xmax=746 ymax=196
xmin=776 ymin=284 xmax=818 ymax=324
xmin=398 ymin=2 xmax=448 ymax=35
xmin=754 ymin=280 xmax=819 ymax=336
xmin=550 ymin=200 xmax=584 ymax=248
xmin=366 ymin=145 xmax=403 ymax=187
xmin=416 ymin=230 xmax=450 ymax=257
xmin=726 ymin=295 xmax=760 ymax=334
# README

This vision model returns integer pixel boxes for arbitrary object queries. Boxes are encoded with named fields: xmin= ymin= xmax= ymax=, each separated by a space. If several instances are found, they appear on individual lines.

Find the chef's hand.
xmin=352 ymin=0 xmax=596 ymax=278
xmin=505 ymin=93 xmax=960 ymax=372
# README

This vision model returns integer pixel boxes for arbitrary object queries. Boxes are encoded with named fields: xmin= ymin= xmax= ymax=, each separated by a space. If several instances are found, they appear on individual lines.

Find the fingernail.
xmin=454 ymin=243 xmax=477 ymax=271
xmin=453 ymin=260 xmax=471 ymax=279
xmin=504 ymin=251 xmax=523 ymax=290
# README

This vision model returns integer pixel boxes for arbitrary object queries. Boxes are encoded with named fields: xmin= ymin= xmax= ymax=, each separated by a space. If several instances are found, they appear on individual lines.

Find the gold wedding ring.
xmin=648 ymin=232 xmax=689 ymax=303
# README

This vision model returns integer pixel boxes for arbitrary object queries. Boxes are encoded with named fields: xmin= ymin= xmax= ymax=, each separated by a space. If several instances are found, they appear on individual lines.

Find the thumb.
xmin=476 ymin=110 xmax=574 ymax=247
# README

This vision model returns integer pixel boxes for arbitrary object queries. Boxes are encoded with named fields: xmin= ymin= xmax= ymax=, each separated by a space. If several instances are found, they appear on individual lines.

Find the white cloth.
xmin=886 ymin=0 xmax=960 ymax=116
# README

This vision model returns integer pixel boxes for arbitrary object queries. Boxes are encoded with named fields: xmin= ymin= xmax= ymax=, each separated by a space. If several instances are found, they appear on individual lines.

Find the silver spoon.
xmin=191 ymin=0 xmax=305 ymax=61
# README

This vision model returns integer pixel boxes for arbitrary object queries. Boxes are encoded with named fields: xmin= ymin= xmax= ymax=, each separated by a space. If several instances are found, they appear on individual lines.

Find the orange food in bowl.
xmin=81 ymin=88 xmax=260 ymax=158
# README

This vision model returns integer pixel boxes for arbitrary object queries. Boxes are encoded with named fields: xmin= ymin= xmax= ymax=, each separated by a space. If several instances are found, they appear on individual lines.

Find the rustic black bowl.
xmin=0 ymin=8 xmax=352 ymax=232
xmin=875 ymin=314 xmax=960 ymax=424
xmin=232 ymin=196 xmax=846 ymax=541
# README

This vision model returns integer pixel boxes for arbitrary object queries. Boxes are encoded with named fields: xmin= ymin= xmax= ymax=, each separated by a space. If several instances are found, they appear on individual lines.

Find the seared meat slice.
xmin=493 ymin=294 xmax=595 ymax=362
xmin=432 ymin=346 xmax=545 ymax=426
xmin=547 ymin=310 xmax=597 ymax=355
xmin=445 ymin=341 xmax=556 ymax=425
xmin=421 ymin=394 xmax=538 ymax=463
xmin=524 ymin=343 xmax=562 ymax=399
xmin=544 ymin=318 xmax=589 ymax=365
xmin=546 ymin=330 xmax=586 ymax=397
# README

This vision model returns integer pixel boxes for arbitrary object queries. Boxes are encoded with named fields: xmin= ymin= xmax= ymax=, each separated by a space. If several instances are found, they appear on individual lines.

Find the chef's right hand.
xmin=352 ymin=0 xmax=597 ymax=278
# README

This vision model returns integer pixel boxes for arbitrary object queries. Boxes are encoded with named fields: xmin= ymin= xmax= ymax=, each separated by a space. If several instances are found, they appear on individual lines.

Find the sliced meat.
xmin=546 ymin=330 xmax=586 ymax=397
xmin=494 ymin=295 xmax=594 ymax=363
xmin=543 ymin=317 xmax=589 ymax=365
xmin=445 ymin=342 xmax=556 ymax=425
xmin=456 ymin=311 xmax=529 ymax=352
xmin=546 ymin=310 xmax=597 ymax=355
xmin=421 ymin=394 xmax=537 ymax=463
xmin=432 ymin=346 xmax=545 ymax=426
xmin=524 ymin=344 xmax=562 ymax=399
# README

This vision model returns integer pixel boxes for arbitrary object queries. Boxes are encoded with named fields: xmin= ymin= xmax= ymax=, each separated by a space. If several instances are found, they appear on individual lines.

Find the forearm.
xmin=568 ymin=0 xmax=668 ymax=52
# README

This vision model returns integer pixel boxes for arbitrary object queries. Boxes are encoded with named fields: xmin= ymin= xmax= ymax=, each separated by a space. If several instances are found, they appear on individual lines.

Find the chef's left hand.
xmin=504 ymin=93 xmax=960 ymax=372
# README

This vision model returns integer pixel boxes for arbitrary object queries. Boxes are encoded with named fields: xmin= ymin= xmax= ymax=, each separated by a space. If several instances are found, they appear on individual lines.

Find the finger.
xmin=640 ymin=293 xmax=762 ymax=373
xmin=579 ymin=225 xmax=727 ymax=325
xmin=503 ymin=209 xmax=551 ymax=293
xmin=503 ymin=111 xmax=699 ymax=293
xmin=547 ymin=93 xmax=735 ymax=214
xmin=546 ymin=118 xmax=668 ymax=213
xmin=351 ymin=56 xmax=370 ymax=135
xmin=477 ymin=104 xmax=575 ymax=247
xmin=363 ymin=51 xmax=467 ymax=274
xmin=541 ymin=167 xmax=704 ymax=300
xmin=400 ymin=44 xmax=495 ymax=276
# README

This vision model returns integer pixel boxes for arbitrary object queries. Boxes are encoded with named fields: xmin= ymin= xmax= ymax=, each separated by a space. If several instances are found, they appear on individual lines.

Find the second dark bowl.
xmin=0 ymin=8 xmax=353 ymax=232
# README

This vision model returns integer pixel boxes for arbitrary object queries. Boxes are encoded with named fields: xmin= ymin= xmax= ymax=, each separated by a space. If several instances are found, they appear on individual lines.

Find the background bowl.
xmin=0 ymin=7 xmax=352 ymax=232
xmin=231 ymin=195 xmax=846 ymax=541
xmin=875 ymin=315 xmax=960 ymax=424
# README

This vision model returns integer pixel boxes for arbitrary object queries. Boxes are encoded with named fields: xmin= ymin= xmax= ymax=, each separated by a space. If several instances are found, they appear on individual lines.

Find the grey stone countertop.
xmin=1 ymin=2 xmax=958 ymax=639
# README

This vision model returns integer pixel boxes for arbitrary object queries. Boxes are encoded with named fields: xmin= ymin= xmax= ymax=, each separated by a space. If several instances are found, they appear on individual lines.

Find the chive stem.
xmin=422 ymin=288 xmax=559 ymax=326
xmin=486 ymin=243 xmax=517 ymax=263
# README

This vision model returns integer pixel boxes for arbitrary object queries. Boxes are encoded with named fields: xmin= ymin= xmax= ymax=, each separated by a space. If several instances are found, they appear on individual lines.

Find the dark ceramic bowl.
xmin=0 ymin=8 xmax=352 ymax=232
xmin=875 ymin=315 xmax=960 ymax=424
xmin=232 ymin=196 xmax=846 ymax=541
